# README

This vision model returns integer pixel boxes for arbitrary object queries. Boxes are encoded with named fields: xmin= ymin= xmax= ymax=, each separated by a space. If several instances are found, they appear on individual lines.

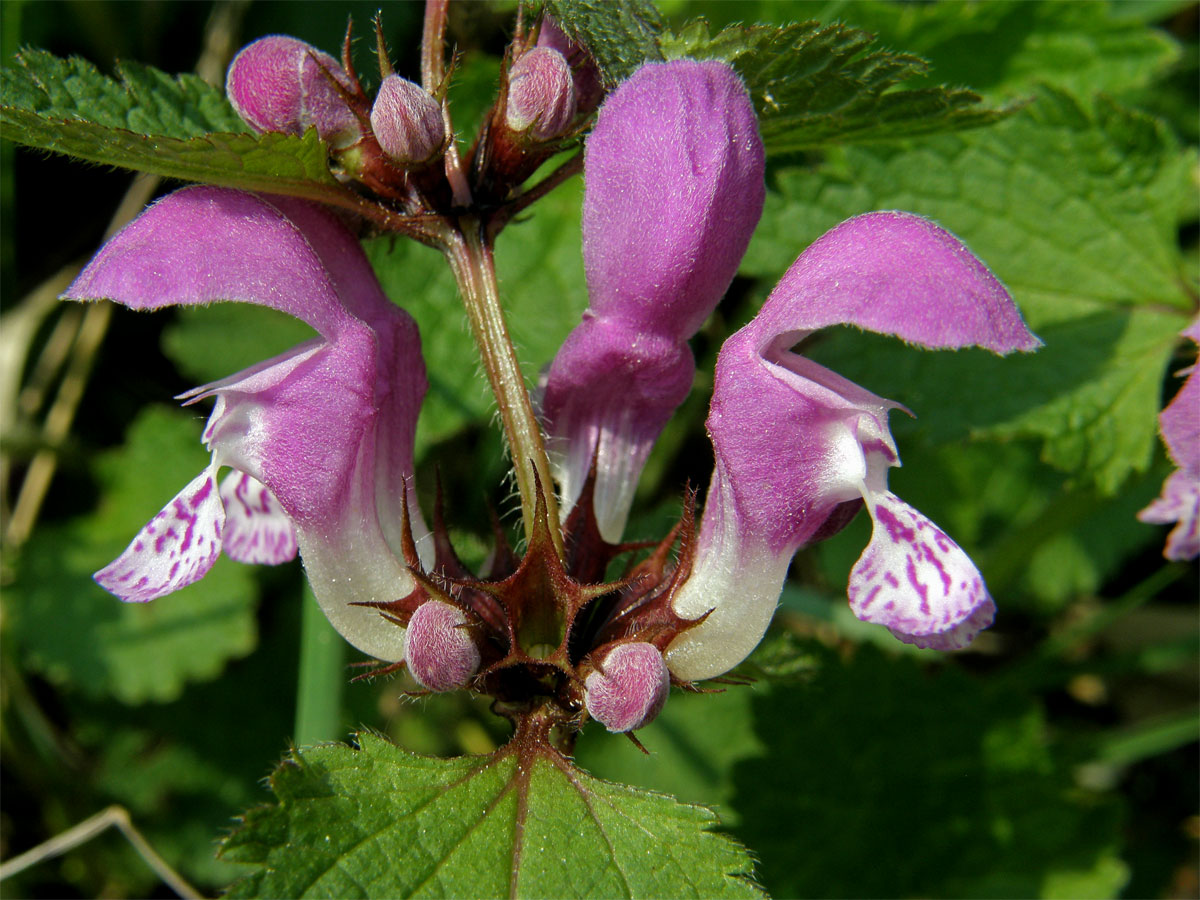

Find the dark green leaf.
xmin=661 ymin=19 xmax=1012 ymax=151
xmin=731 ymin=644 xmax=1129 ymax=898
xmin=221 ymin=733 xmax=763 ymax=898
xmin=544 ymin=0 xmax=665 ymax=86
xmin=1 ymin=49 xmax=352 ymax=203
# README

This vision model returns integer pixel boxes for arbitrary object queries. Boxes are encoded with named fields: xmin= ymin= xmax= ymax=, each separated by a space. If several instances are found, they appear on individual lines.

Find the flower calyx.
xmin=355 ymin=470 xmax=705 ymax=752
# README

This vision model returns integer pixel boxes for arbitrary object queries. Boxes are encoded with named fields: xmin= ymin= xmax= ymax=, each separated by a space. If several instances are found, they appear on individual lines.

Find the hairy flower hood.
xmin=666 ymin=211 xmax=1041 ymax=679
xmin=64 ymin=186 xmax=430 ymax=662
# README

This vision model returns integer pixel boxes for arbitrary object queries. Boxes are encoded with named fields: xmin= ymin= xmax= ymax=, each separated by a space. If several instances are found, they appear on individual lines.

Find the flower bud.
xmin=226 ymin=36 xmax=360 ymax=148
xmin=370 ymin=75 xmax=446 ymax=167
xmin=537 ymin=17 xmax=604 ymax=113
xmin=584 ymin=642 xmax=670 ymax=733
xmin=506 ymin=47 xmax=577 ymax=141
xmin=404 ymin=601 xmax=480 ymax=693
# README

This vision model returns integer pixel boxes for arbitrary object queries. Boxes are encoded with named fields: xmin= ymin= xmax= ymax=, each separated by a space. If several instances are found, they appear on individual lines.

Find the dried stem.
xmin=0 ymin=805 xmax=203 ymax=899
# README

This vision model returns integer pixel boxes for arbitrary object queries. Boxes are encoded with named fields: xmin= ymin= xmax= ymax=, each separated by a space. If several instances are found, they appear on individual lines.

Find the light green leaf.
xmin=742 ymin=86 xmax=1195 ymax=493
xmin=813 ymin=0 xmax=1181 ymax=102
xmin=221 ymin=732 xmax=763 ymax=899
xmin=2 ymin=49 xmax=245 ymax=136
xmin=661 ymin=19 xmax=1012 ymax=151
xmin=1 ymin=49 xmax=353 ymax=203
xmin=544 ymin=0 xmax=665 ymax=86
xmin=7 ymin=406 xmax=259 ymax=704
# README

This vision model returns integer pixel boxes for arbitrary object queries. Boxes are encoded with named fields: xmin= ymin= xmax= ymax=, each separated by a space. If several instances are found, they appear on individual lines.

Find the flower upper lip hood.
xmin=665 ymin=211 xmax=1040 ymax=681
xmin=63 ymin=185 xmax=430 ymax=662
xmin=541 ymin=59 xmax=765 ymax=543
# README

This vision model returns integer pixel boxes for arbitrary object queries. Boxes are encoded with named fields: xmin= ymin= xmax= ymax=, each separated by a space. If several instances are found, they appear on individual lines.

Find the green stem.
xmin=446 ymin=218 xmax=563 ymax=555
xmin=294 ymin=584 xmax=345 ymax=745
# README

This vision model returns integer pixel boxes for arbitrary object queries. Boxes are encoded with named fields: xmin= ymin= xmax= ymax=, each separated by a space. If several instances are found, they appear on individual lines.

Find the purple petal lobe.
xmin=1139 ymin=470 xmax=1200 ymax=560
xmin=96 ymin=468 xmax=225 ymax=603
xmin=226 ymin=36 xmax=359 ymax=147
xmin=219 ymin=470 xmax=298 ymax=565
xmin=64 ymin=187 xmax=356 ymax=338
xmin=1140 ymin=320 xmax=1200 ymax=559
xmin=749 ymin=211 xmax=1041 ymax=355
xmin=542 ymin=59 xmax=764 ymax=538
xmin=585 ymin=642 xmax=670 ymax=732
xmin=404 ymin=602 xmax=480 ymax=693
xmin=849 ymin=489 xmax=994 ymax=650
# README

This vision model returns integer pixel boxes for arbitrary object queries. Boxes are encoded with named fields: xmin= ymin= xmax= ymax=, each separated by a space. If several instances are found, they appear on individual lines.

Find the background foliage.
xmin=1 ymin=1 xmax=1196 ymax=897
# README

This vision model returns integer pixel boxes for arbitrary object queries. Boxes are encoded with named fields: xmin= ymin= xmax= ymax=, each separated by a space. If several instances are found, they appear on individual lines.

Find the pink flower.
xmin=65 ymin=187 xmax=430 ymax=662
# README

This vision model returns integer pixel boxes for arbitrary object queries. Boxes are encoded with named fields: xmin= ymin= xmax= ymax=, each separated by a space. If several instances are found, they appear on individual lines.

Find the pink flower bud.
xmin=225 ymin=36 xmax=360 ymax=148
xmin=537 ymin=17 xmax=604 ymax=113
xmin=584 ymin=642 xmax=670 ymax=733
xmin=506 ymin=47 xmax=577 ymax=141
xmin=370 ymin=75 xmax=446 ymax=166
xmin=404 ymin=601 xmax=480 ymax=692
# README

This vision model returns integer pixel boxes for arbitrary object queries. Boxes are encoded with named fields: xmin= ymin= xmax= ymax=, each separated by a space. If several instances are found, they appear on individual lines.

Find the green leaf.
xmin=660 ymin=19 xmax=1012 ymax=151
xmin=730 ymin=643 xmax=1128 ymax=899
xmin=6 ymin=406 xmax=259 ymax=704
xmin=574 ymin=685 xmax=768 ymax=826
xmin=812 ymin=1 xmax=1181 ymax=102
xmin=221 ymin=733 xmax=763 ymax=899
xmin=2 ymin=49 xmax=245 ymax=136
xmin=544 ymin=0 xmax=665 ymax=86
xmin=743 ymin=86 xmax=1195 ymax=493
xmin=1 ymin=49 xmax=352 ymax=203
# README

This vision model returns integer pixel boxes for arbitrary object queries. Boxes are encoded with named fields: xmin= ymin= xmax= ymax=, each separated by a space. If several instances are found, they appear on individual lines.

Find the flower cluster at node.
xmin=69 ymin=18 xmax=1040 ymax=743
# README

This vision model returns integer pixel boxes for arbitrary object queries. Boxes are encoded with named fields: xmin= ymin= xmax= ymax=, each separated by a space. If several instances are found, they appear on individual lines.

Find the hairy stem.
xmin=446 ymin=220 xmax=563 ymax=555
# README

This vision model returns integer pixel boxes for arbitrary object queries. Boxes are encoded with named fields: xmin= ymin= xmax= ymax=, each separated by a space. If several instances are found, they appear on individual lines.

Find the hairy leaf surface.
xmin=221 ymin=733 xmax=762 ymax=899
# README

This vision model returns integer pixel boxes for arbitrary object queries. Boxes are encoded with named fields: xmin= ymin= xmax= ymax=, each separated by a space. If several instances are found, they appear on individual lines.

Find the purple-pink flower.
xmin=1139 ymin=319 xmax=1200 ymax=560
xmin=67 ymin=47 xmax=1041 ymax=712
xmin=546 ymin=60 xmax=1041 ymax=683
xmin=66 ymin=186 xmax=431 ymax=663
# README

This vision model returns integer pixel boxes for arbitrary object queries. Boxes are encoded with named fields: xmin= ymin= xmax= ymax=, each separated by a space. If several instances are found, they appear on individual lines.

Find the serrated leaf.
xmin=544 ymin=0 xmax=665 ymax=86
xmin=221 ymin=732 xmax=763 ymax=899
xmin=660 ymin=19 xmax=1011 ymax=151
xmin=819 ymin=1 xmax=1181 ymax=102
xmin=731 ymin=644 xmax=1128 ymax=898
xmin=7 ymin=406 xmax=259 ymax=704
xmin=2 ymin=49 xmax=245 ymax=136
xmin=742 ymin=86 xmax=1195 ymax=493
xmin=1 ymin=49 xmax=352 ymax=203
